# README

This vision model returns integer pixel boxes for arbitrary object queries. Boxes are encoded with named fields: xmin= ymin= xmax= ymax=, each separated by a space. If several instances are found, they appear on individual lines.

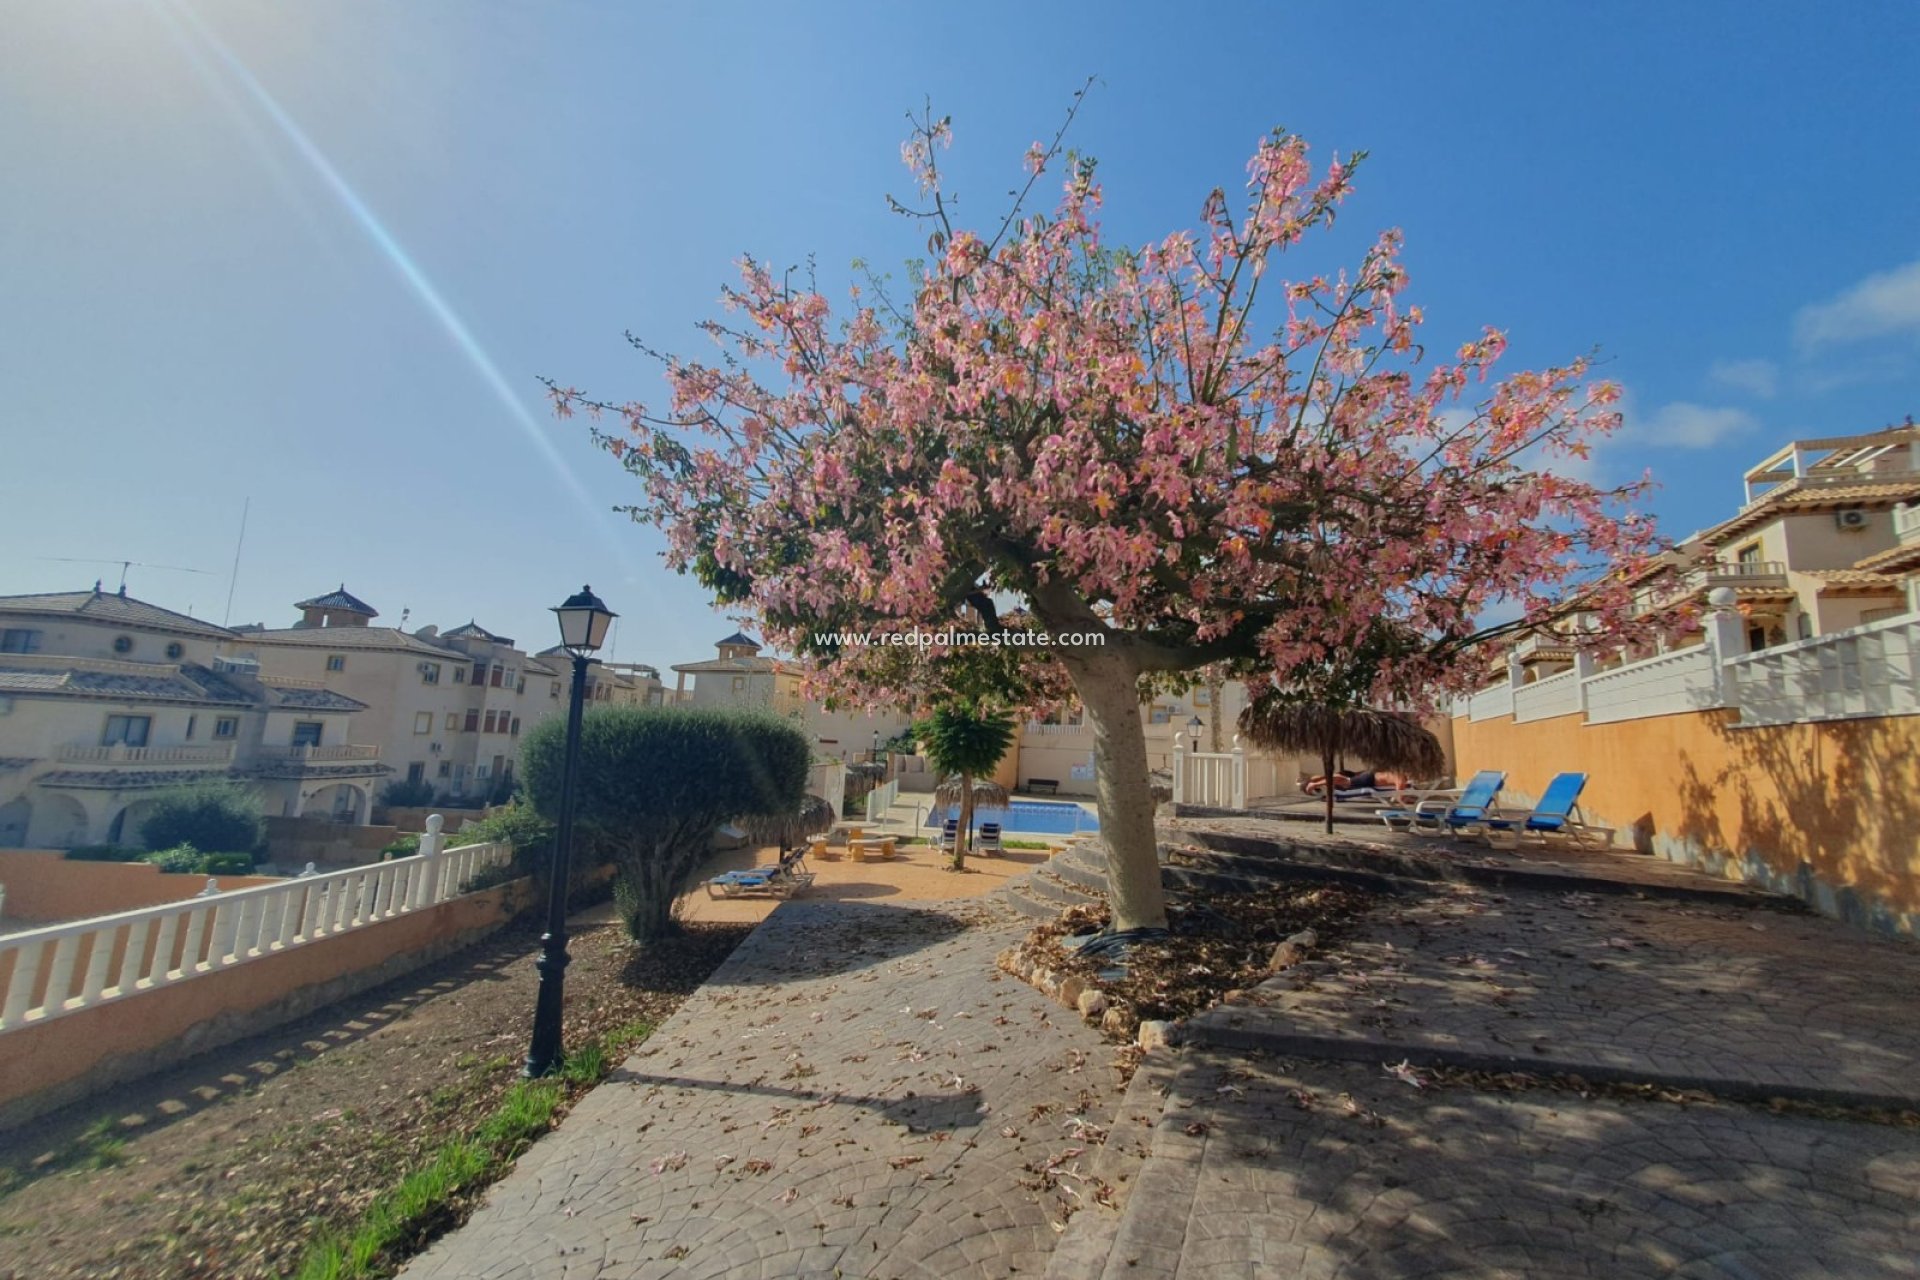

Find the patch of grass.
xmin=287 ymin=1022 xmax=653 ymax=1279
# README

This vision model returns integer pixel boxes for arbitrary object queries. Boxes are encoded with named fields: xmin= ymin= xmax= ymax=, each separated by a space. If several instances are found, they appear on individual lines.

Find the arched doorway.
xmin=0 ymin=796 xmax=31 ymax=848
xmin=107 ymin=798 xmax=162 ymax=848
xmin=29 ymin=793 xmax=90 ymax=848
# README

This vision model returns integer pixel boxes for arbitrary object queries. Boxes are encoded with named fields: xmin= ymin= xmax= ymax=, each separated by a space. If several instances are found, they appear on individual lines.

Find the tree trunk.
xmin=1206 ymin=671 xmax=1225 ymax=753
xmin=952 ymin=773 xmax=973 ymax=871
xmin=1321 ymin=739 xmax=1337 ymax=836
xmin=1064 ymin=647 xmax=1168 ymax=933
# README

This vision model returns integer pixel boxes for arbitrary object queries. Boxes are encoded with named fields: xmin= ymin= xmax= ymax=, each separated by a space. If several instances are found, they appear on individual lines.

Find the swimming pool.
xmin=925 ymin=798 xmax=1100 ymax=835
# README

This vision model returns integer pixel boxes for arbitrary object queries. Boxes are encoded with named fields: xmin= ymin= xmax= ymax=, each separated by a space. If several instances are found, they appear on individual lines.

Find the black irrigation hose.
xmin=1072 ymin=927 xmax=1172 ymax=960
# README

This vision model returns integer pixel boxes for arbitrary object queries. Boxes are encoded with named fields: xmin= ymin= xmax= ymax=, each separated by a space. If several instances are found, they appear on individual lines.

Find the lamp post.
xmin=871 ymin=728 xmax=881 ymax=765
xmin=1187 ymin=713 xmax=1204 ymax=745
xmin=523 ymin=585 xmax=616 ymax=1078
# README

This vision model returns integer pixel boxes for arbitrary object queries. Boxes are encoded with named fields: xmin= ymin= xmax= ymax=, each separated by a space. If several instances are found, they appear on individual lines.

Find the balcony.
xmin=1642 ymin=560 xmax=1790 ymax=612
xmin=55 ymin=743 xmax=238 ymax=766
xmin=1895 ymin=504 xmax=1920 ymax=542
xmin=254 ymin=744 xmax=383 ymax=763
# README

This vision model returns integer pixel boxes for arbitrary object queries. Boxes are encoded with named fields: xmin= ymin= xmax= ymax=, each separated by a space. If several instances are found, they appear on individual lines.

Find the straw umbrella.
xmin=932 ymin=774 xmax=1011 ymax=862
xmin=1238 ymin=693 xmax=1445 ymax=834
xmin=740 ymin=793 xmax=837 ymax=853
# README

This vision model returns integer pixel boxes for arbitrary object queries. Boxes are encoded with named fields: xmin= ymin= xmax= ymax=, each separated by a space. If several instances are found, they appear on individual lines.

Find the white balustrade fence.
xmin=1467 ymin=684 xmax=1516 ymax=722
xmin=1724 ymin=615 xmax=1920 ymax=727
xmin=1512 ymin=670 xmax=1582 ymax=723
xmin=1578 ymin=647 xmax=1724 ymax=725
xmin=1171 ymin=735 xmax=1247 ymax=809
xmin=0 ymin=827 xmax=510 ymax=1034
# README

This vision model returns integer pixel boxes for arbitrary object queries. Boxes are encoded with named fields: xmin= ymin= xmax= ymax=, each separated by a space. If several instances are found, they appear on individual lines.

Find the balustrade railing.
xmin=253 ymin=743 xmax=383 ymax=763
xmin=1171 ymin=734 xmax=1246 ymax=809
xmin=0 ymin=831 xmax=508 ymax=1033
xmin=1724 ymin=616 xmax=1920 ymax=726
xmin=55 ymin=743 xmax=237 ymax=765
xmin=1512 ymin=670 xmax=1581 ymax=723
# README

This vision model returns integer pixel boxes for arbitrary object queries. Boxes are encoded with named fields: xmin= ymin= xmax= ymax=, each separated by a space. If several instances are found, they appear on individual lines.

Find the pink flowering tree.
xmin=552 ymin=103 xmax=1660 ymax=934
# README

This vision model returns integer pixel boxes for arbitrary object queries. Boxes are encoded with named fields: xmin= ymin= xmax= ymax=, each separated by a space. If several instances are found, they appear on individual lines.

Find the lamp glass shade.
xmin=1187 ymin=715 xmax=1204 ymax=732
xmin=553 ymin=586 xmax=617 ymax=655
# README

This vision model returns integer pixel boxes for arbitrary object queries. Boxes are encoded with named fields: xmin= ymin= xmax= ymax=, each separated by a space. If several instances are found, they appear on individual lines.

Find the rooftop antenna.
xmin=222 ymin=497 xmax=250 ymax=626
xmin=38 ymin=557 xmax=216 ymax=594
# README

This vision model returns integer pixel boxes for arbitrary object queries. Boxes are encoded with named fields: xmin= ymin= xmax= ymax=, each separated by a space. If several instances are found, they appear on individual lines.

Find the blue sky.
xmin=4 ymin=1 xmax=1917 ymax=672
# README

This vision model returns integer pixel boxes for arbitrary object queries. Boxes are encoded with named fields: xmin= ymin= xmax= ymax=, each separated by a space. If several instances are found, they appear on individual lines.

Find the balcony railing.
xmin=253 ymin=744 xmax=383 ymax=763
xmin=55 ymin=743 xmax=237 ymax=766
xmin=1641 ymin=560 xmax=1791 ymax=612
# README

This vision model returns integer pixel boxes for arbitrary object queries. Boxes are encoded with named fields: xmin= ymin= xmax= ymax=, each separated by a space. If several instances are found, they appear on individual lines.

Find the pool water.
xmin=925 ymin=798 xmax=1100 ymax=835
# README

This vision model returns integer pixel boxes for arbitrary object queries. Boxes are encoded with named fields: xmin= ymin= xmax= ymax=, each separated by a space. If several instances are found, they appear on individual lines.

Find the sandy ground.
xmin=675 ymin=837 xmax=1056 ymax=924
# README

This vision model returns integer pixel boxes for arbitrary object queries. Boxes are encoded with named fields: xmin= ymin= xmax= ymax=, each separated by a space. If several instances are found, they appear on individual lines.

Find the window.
xmin=510 ymin=717 xmax=521 ymax=737
xmin=437 ymin=760 xmax=451 ymax=778
xmin=484 ymin=710 xmax=498 ymax=733
xmin=421 ymin=663 xmax=441 ymax=685
xmin=0 ymin=629 xmax=41 ymax=654
xmin=516 ymin=677 xmax=526 ymax=694
xmin=1193 ymin=688 xmax=1211 ymax=706
xmin=464 ymin=710 xmax=479 ymax=733
xmin=112 ymin=635 xmax=134 ymax=654
xmin=1149 ymin=705 xmax=1173 ymax=725
xmin=414 ymin=711 xmax=433 ymax=734
xmin=407 ymin=761 xmax=426 ymax=785
xmin=165 ymin=642 xmax=184 ymax=660
xmin=550 ymin=680 xmax=561 ymax=699
xmin=291 ymin=721 xmax=324 ymax=747
xmin=732 ymin=676 xmax=747 ymax=693
xmin=453 ymin=667 xmax=466 ymax=684
xmin=214 ymin=716 xmax=239 ymax=739
xmin=490 ymin=666 xmax=504 ymax=688
xmin=102 ymin=715 xmax=152 ymax=747
xmin=185 ymin=714 xmax=197 ymax=740
xmin=326 ymin=654 xmax=346 ymax=672
xmin=1736 ymin=542 xmax=1762 ymax=567
xmin=445 ymin=713 xmax=460 ymax=731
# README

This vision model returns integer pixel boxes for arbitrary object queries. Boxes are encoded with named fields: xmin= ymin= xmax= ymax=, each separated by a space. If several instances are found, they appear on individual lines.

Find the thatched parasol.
xmin=932 ymin=775 xmax=1010 ymax=812
xmin=740 ymin=793 xmax=837 ymax=852
xmin=1238 ymin=695 xmax=1445 ymax=834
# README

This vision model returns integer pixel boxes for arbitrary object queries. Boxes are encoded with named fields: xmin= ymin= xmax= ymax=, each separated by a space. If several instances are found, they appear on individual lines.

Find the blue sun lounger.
xmin=1376 ymin=770 xmax=1506 ymax=836
xmin=1482 ymin=772 xmax=1614 ymax=848
xmin=707 ymin=845 xmax=815 ymax=898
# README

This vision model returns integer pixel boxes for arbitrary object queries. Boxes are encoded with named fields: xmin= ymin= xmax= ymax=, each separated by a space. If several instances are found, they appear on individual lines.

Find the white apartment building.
xmin=0 ymin=587 xmax=383 ymax=848
xmin=669 ymin=632 xmax=912 ymax=762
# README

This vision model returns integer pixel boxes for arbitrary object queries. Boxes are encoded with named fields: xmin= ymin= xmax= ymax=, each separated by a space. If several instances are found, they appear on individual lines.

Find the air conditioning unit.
xmin=1835 ymin=508 xmax=1870 ymax=531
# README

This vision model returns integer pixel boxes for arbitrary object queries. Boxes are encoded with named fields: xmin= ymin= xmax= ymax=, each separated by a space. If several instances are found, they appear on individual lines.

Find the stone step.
xmin=1042 ymin=1052 xmax=1183 ymax=1280
xmin=999 ymin=877 xmax=1066 ymax=922
xmin=1160 ymin=841 xmax=1415 ymax=896
xmin=1030 ymin=867 xmax=1106 ymax=907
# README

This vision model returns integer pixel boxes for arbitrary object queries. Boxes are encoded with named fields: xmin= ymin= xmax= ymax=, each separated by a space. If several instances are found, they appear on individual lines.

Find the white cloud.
xmin=1707 ymin=357 xmax=1778 ymax=399
xmin=1794 ymin=258 xmax=1920 ymax=349
xmin=1625 ymin=400 xmax=1758 ymax=450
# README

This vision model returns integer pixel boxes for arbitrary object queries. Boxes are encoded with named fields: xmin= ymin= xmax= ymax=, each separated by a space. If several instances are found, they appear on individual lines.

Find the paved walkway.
xmin=1192 ymin=885 xmax=1920 ymax=1107
xmin=1079 ymin=1051 xmax=1920 ymax=1280
xmin=404 ymin=898 xmax=1122 ymax=1280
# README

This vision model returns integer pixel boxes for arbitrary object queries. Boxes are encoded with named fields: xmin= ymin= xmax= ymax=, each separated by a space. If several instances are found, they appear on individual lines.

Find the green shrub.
xmin=140 ymin=780 xmax=264 ymax=855
xmin=380 ymin=834 xmax=422 ymax=859
xmin=201 ymin=851 xmax=257 ymax=876
xmin=520 ymin=707 xmax=809 ymax=941
xmin=142 ymin=843 xmax=203 ymax=874
xmin=63 ymin=844 xmax=142 ymax=863
xmin=378 ymin=777 xmax=437 ymax=808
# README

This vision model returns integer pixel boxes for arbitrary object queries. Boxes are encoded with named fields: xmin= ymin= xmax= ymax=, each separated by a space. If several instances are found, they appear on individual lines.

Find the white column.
xmin=1573 ymin=649 xmax=1598 ymax=720
xmin=414 ymin=814 xmax=446 ymax=906
xmin=1230 ymin=735 xmax=1247 ymax=810
xmin=1171 ymin=732 xmax=1187 ymax=805
xmin=1704 ymin=586 xmax=1747 ymax=708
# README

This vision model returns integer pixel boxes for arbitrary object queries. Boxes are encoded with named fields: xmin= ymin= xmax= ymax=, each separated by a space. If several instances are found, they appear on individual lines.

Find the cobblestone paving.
xmin=1195 ymin=886 xmax=1920 ymax=1105
xmin=404 ymin=899 xmax=1123 ymax=1280
xmin=1085 ymin=1051 xmax=1920 ymax=1280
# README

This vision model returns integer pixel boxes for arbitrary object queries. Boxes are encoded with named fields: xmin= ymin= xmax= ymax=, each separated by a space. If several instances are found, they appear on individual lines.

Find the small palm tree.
xmin=912 ymin=703 xmax=1016 ymax=870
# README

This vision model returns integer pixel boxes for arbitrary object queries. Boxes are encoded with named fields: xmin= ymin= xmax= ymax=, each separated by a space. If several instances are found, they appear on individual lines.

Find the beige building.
xmin=669 ymin=633 xmax=911 ymax=762
xmin=0 ymin=587 xmax=384 ymax=847
xmin=232 ymin=588 xmax=572 ymax=805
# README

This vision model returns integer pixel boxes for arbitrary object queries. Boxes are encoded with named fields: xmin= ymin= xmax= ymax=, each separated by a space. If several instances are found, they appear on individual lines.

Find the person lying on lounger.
xmin=1302 ymin=769 xmax=1408 ymax=797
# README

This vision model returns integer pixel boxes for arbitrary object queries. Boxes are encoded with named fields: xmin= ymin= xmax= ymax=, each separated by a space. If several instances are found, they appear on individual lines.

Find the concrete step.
xmin=1042 ymin=1052 xmax=1182 ymax=1279
xmin=999 ymin=877 xmax=1066 ymax=922
xmin=1030 ymin=867 xmax=1105 ymax=908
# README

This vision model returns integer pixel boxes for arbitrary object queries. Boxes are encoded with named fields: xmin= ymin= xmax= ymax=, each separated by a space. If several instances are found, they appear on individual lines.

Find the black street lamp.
xmin=524 ymin=585 xmax=617 ymax=1078
xmin=871 ymin=727 xmax=881 ymax=763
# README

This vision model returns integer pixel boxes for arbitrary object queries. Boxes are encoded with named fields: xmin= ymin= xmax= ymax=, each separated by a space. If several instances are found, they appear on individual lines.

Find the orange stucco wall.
xmin=0 ymin=851 xmax=282 ymax=923
xmin=1453 ymin=709 xmax=1920 ymax=934
xmin=0 ymin=878 xmax=531 ymax=1124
